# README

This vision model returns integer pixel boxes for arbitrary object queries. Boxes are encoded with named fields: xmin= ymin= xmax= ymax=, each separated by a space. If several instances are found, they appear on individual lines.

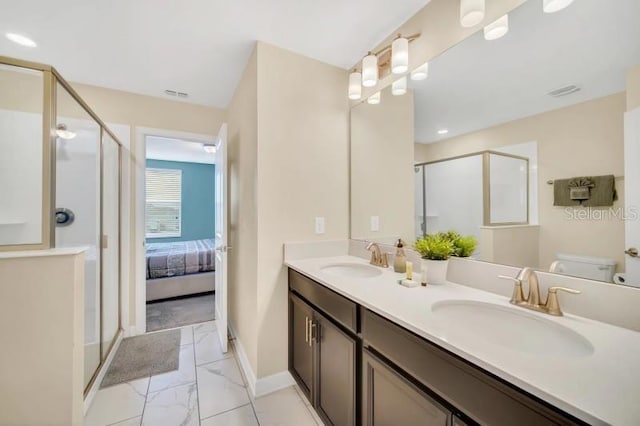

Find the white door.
xmin=214 ymin=124 xmax=229 ymax=351
xmin=624 ymin=109 xmax=640 ymax=288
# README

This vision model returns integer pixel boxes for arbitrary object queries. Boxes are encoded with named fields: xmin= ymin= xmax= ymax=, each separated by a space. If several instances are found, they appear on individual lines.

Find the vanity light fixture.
xmin=203 ymin=144 xmax=216 ymax=154
xmin=55 ymin=124 xmax=76 ymax=140
xmin=367 ymin=91 xmax=381 ymax=105
xmin=543 ymin=0 xmax=574 ymax=13
xmin=362 ymin=53 xmax=379 ymax=88
xmin=391 ymin=35 xmax=409 ymax=74
xmin=411 ymin=62 xmax=429 ymax=81
xmin=460 ymin=0 xmax=485 ymax=27
xmin=5 ymin=32 xmax=37 ymax=47
xmin=484 ymin=14 xmax=509 ymax=40
xmin=348 ymin=70 xmax=362 ymax=100
xmin=392 ymin=77 xmax=407 ymax=96
xmin=437 ymin=129 xmax=449 ymax=135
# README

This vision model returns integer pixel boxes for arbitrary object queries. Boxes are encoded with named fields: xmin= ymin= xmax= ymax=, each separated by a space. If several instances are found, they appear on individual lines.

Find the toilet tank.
xmin=549 ymin=253 xmax=617 ymax=282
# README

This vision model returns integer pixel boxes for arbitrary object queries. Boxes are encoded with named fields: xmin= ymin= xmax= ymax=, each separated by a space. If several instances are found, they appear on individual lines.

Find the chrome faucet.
xmin=366 ymin=242 xmax=388 ymax=268
xmin=499 ymin=267 xmax=580 ymax=316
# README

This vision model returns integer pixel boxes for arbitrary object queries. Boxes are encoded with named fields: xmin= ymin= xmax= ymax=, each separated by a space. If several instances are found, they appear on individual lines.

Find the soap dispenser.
xmin=393 ymin=239 xmax=407 ymax=273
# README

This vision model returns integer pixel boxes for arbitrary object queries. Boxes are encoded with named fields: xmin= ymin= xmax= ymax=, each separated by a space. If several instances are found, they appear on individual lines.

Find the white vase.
xmin=420 ymin=258 xmax=449 ymax=285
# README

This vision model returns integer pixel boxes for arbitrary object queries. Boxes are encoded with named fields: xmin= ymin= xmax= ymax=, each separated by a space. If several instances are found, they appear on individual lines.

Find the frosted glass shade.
xmin=460 ymin=0 xmax=485 ymax=27
xmin=362 ymin=54 xmax=378 ymax=88
xmin=543 ymin=0 xmax=574 ymax=13
xmin=411 ymin=62 xmax=429 ymax=81
xmin=348 ymin=71 xmax=362 ymax=100
xmin=484 ymin=14 xmax=509 ymax=40
xmin=391 ymin=37 xmax=409 ymax=74
xmin=367 ymin=91 xmax=381 ymax=105
xmin=392 ymin=77 xmax=407 ymax=96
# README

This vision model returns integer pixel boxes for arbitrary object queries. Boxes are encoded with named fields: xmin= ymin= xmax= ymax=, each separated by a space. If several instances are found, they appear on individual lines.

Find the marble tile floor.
xmin=85 ymin=320 xmax=323 ymax=426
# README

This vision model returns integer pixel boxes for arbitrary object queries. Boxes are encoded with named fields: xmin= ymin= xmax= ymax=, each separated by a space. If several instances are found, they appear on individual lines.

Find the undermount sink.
xmin=320 ymin=262 xmax=383 ymax=278
xmin=431 ymin=300 xmax=594 ymax=357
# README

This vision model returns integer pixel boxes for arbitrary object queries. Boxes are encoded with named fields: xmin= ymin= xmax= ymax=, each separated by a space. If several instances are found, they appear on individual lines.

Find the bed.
xmin=146 ymin=238 xmax=216 ymax=301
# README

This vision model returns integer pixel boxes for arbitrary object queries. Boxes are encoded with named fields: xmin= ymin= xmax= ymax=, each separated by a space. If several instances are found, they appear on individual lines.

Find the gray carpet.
xmin=146 ymin=293 xmax=215 ymax=332
xmin=101 ymin=329 xmax=181 ymax=388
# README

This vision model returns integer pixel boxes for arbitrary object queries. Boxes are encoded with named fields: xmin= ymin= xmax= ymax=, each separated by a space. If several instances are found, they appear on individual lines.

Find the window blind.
xmin=145 ymin=168 xmax=182 ymax=238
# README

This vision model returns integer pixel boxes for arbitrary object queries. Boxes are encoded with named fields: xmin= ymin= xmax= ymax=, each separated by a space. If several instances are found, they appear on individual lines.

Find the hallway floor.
xmin=85 ymin=321 xmax=323 ymax=426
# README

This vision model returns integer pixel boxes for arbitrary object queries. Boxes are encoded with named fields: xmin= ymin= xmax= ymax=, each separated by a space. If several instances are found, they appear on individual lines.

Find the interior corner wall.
xmin=254 ymin=42 xmax=350 ymax=378
xmin=415 ymin=93 xmax=626 ymax=271
xmin=227 ymin=46 xmax=259 ymax=374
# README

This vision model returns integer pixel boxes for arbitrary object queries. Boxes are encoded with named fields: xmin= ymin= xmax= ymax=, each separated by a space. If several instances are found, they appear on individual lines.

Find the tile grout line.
xmin=138 ymin=373 xmax=152 ymax=426
xmin=198 ymin=402 xmax=254 ymax=423
xmin=191 ymin=325 xmax=202 ymax=426
xmin=105 ymin=414 xmax=142 ymax=426
xmin=228 ymin=337 xmax=261 ymax=425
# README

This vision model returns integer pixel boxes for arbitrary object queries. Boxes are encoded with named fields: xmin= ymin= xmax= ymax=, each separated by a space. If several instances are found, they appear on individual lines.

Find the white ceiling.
xmin=412 ymin=0 xmax=640 ymax=144
xmin=146 ymin=136 xmax=215 ymax=165
xmin=0 ymin=0 xmax=429 ymax=108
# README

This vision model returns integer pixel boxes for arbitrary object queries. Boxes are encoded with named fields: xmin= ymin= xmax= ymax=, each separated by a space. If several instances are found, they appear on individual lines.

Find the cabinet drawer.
xmin=289 ymin=269 xmax=358 ymax=333
xmin=362 ymin=309 xmax=579 ymax=426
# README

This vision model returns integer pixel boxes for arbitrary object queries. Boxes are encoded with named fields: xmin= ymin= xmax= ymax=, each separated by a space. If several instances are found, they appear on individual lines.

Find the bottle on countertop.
xmin=393 ymin=239 xmax=407 ymax=273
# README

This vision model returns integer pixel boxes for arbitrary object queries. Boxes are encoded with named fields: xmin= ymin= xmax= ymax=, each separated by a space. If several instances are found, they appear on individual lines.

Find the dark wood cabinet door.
xmin=289 ymin=293 xmax=314 ymax=398
xmin=363 ymin=349 xmax=451 ymax=426
xmin=316 ymin=312 xmax=357 ymax=426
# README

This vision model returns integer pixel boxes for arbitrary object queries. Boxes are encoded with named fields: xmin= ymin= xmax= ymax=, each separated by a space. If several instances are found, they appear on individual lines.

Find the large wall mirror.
xmin=350 ymin=0 xmax=640 ymax=287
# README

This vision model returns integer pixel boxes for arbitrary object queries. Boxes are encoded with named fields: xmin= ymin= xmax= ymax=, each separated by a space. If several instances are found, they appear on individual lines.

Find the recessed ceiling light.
xmin=437 ymin=129 xmax=449 ymax=135
xmin=5 ymin=33 xmax=37 ymax=48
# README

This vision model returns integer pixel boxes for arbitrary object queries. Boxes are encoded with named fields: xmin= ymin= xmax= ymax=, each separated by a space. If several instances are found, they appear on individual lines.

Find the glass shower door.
xmin=55 ymin=84 xmax=102 ymax=389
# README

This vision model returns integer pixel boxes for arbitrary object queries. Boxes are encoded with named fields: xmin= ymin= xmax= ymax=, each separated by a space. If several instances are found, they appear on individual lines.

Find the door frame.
xmin=133 ymin=126 xmax=216 ymax=335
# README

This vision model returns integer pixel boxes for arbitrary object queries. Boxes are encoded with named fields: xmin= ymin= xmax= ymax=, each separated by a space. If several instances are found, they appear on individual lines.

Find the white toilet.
xmin=549 ymin=253 xmax=617 ymax=282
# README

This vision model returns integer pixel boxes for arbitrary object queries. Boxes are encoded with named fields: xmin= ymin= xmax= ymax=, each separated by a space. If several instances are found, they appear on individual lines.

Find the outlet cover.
xmin=370 ymin=216 xmax=380 ymax=232
xmin=315 ymin=217 xmax=325 ymax=234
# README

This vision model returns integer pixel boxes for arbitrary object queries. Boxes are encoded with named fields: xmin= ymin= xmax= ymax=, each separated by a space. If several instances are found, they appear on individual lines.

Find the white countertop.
xmin=286 ymin=255 xmax=640 ymax=426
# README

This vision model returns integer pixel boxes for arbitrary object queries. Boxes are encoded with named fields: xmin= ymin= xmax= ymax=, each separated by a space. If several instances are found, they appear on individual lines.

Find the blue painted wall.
xmin=146 ymin=159 xmax=215 ymax=243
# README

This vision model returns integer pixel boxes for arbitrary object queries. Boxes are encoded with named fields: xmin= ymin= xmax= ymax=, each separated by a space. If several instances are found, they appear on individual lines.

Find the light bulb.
xmin=392 ymin=77 xmax=407 ymax=96
xmin=348 ymin=71 xmax=362 ymax=100
xmin=362 ymin=53 xmax=378 ymax=88
xmin=484 ymin=14 xmax=509 ymax=40
xmin=367 ymin=91 xmax=381 ymax=105
xmin=411 ymin=62 xmax=429 ymax=81
xmin=460 ymin=0 xmax=485 ymax=27
xmin=391 ymin=36 xmax=409 ymax=74
xmin=543 ymin=0 xmax=575 ymax=13
xmin=55 ymin=124 xmax=76 ymax=140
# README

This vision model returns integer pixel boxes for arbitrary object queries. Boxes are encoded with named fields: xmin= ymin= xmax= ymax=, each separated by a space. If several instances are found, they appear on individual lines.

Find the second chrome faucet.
xmin=499 ymin=267 xmax=580 ymax=316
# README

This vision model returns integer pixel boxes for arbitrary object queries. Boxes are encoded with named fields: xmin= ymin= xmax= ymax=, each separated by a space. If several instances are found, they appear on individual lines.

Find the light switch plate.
xmin=370 ymin=216 xmax=380 ymax=232
xmin=315 ymin=217 xmax=325 ymax=234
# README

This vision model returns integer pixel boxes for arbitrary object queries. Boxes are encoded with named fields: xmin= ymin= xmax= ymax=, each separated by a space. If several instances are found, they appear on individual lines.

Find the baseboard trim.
xmin=228 ymin=321 xmax=294 ymax=398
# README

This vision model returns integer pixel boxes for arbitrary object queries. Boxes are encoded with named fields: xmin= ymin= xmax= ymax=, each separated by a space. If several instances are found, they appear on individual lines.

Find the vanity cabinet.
xmin=289 ymin=270 xmax=357 ymax=426
xmin=362 ymin=349 xmax=452 ymax=426
xmin=288 ymin=269 xmax=583 ymax=426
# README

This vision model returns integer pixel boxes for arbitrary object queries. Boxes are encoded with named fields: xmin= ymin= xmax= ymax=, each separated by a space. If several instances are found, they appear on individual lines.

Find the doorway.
xmin=134 ymin=128 xmax=220 ymax=334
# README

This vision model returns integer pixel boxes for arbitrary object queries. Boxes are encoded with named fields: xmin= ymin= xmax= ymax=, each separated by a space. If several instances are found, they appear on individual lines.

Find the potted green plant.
xmin=414 ymin=231 xmax=478 ymax=285
xmin=414 ymin=233 xmax=455 ymax=285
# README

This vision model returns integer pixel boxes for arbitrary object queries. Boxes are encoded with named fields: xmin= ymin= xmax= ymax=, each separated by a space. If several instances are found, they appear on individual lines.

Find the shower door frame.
xmin=415 ymin=149 xmax=530 ymax=238
xmin=0 ymin=56 xmax=125 ymax=396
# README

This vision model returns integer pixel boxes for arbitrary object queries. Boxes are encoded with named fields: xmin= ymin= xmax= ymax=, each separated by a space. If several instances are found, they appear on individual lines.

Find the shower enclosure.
xmin=415 ymin=151 xmax=529 ymax=246
xmin=0 ymin=57 xmax=123 ymax=394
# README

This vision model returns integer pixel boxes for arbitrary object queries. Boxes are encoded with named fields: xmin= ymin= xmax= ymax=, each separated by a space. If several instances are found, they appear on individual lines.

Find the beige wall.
xmin=227 ymin=42 xmax=350 ymax=380
xmin=479 ymin=225 xmax=540 ymax=267
xmin=0 ymin=251 xmax=84 ymax=426
xmin=351 ymin=88 xmax=415 ymax=242
xmin=227 ymin=47 xmax=259 ymax=372
xmin=628 ymin=65 xmax=640 ymax=112
xmin=255 ymin=42 xmax=349 ymax=377
xmin=416 ymin=93 xmax=626 ymax=271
